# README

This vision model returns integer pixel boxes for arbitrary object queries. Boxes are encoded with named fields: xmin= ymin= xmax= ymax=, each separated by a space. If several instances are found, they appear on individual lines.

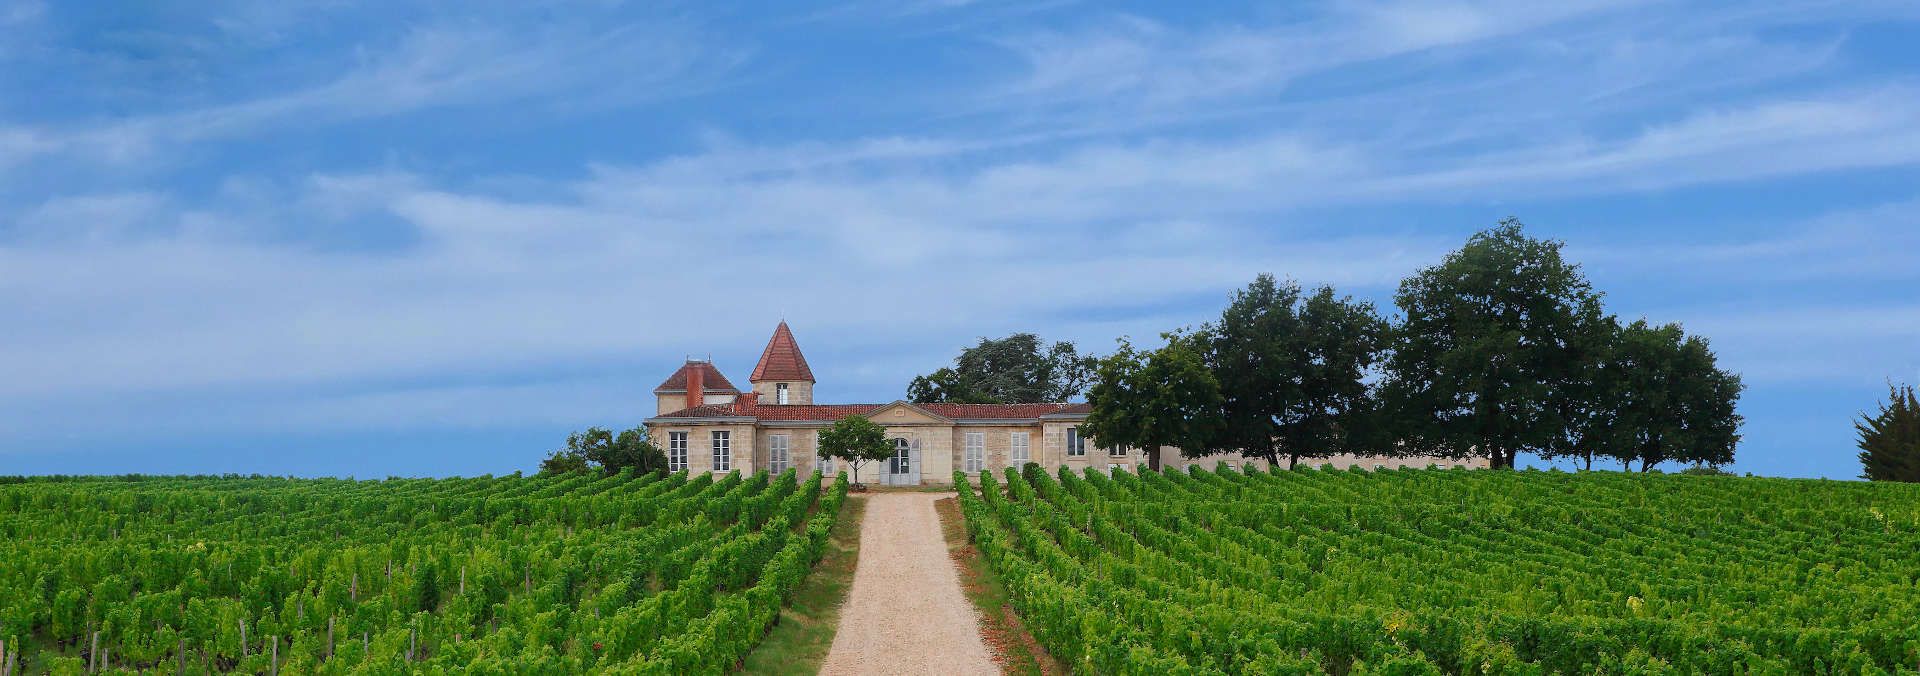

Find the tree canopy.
xmin=1592 ymin=320 xmax=1744 ymax=471
xmin=539 ymin=426 xmax=667 ymax=476
xmin=1082 ymin=333 xmax=1224 ymax=471
xmin=908 ymin=333 xmax=1094 ymax=404
xmin=1381 ymin=219 xmax=1604 ymax=470
xmin=817 ymin=415 xmax=894 ymax=486
xmin=1201 ymin=276 xmax=1388 ymax=469
xmin=1857 ymin=383 xmax=1920 ymax=482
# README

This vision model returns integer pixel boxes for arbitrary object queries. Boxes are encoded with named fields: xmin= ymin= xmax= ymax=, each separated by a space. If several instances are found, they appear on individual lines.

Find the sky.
xmin=3 ymin=1 xmax=1918 ymax=479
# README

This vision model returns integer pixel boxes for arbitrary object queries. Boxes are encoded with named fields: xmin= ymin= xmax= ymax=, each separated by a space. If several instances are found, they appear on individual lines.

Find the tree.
xmin=817 ymin=415 xmax=894 ymax=487
xmin=1857 ymin=383 xmax=1920 ymax=482
xmin=1596 ymin=320 xmax=1744 ymax=472
xmin=1083 ymin=334 xmax=1225 ymax=471
xmin=538 ymin=449 xmax=591 ymax=475
xmin=1554 ymin=300 xmax=1622 ymax=471
xmin=908 ymin=333 xmax=1095 ymax=403
xmin=1381 ymin=219 xmax=1601 ymax=470
xmin=538 ymin=426 xmax=667 ymax=476
xmin=1200 ymin=275 xmax=1388 ymax=469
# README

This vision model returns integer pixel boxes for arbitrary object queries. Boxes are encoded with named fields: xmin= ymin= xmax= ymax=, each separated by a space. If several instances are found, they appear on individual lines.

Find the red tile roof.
xmin=651 ymin=401 xmax=1088 ymax=421
xmin=652 ymin=361 xmax=740 ymax=394
xmin=749 ymin=321 xmax=815 ymax=383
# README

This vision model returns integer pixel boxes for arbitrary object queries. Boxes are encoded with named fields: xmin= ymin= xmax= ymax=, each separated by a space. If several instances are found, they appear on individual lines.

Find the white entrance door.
xmin=885 ymin=437 xmax=921 ymax=486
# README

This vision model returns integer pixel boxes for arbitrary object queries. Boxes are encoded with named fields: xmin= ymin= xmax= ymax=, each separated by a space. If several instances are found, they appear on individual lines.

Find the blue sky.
xmin=3 ymin=1 xmax=1917 ymax=479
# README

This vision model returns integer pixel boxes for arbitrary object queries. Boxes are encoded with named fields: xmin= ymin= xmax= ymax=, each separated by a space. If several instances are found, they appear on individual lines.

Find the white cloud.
xmin=986 ymin=1 xmax=1643 ymax=112
xmin=0 ymin=18 xmax=744 ymax=169
xmin=4 ymin=0 xmax=1919 ymax=472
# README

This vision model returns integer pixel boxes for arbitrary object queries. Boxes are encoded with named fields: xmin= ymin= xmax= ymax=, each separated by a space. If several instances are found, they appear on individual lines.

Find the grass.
xmin=934 ymin=495 xmax=1064 ymax=676
xmin=737 ymin=493 xmax=867 ymax=674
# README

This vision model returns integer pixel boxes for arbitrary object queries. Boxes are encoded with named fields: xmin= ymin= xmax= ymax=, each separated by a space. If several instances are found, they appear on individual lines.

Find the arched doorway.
xmin=883 ymin=437 xmax=921 ymax=486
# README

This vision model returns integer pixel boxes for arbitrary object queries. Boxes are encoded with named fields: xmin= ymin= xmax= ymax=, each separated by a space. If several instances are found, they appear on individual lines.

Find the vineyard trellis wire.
xmin=0 ymin=467 xmax=849 ymax=673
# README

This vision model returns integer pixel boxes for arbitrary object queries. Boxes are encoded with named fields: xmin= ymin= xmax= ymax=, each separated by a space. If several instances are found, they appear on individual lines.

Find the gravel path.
xmin=819 ymin=492 xmax=999 ymax=676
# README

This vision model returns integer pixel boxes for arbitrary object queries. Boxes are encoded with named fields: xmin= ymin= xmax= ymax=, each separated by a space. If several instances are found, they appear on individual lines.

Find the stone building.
xmin=643 ymin=322 xmax=1484 ymax=486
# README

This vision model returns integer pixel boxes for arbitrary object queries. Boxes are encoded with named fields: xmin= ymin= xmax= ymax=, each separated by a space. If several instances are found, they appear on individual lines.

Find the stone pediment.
xmin=863 ymin=401 xmax=952 ymax=425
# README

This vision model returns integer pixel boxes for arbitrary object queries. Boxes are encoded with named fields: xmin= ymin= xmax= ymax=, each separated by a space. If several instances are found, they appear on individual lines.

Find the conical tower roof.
xmin=750 ymin=321 xmax=816 ymax=383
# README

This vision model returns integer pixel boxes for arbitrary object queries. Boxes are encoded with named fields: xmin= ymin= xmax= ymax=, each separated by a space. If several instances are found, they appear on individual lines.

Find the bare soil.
xmin=818 ymin=493 xmax=998 ymax=676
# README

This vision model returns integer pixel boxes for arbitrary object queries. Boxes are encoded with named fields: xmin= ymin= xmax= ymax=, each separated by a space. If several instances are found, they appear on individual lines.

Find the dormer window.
xmin=777 ymin=382 xmax=789 ymax=404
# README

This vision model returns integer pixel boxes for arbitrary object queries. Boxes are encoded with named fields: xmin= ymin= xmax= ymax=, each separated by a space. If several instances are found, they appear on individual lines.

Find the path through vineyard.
xmin=820 ymin=492 xmax=998 ymax=675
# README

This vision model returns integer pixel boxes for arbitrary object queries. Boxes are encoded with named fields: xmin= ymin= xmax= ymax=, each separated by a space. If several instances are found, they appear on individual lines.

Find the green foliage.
xmin=1588 ymin=320 xmax=1744 ymax=471
xmin=908 ymin=333 xmax=1095 ymax=403
xmin=816 ymin=415 xmax=894 ymax=485
xmin=0 ymin=469 xmax=849 ymax=672
xmin=1201 ymin=275 xmax=1389 ymax=469
xmin=541 ymin=426 xmax=667 ymax=476
xmin=539 ymin=449 xmax=591 ymax=475
xmin=1382 ymin=219 xmax=1607 ymax=469
xmin=1083 ymin=333 xmax=1224 ymax=471
xmin=1857 ymin=383 xmax=1920 ymax=482
xmin=1679 ymin=464 xmax=1734 ymax=476
xmin=957 ymin=465 xmax=1920 ymax=674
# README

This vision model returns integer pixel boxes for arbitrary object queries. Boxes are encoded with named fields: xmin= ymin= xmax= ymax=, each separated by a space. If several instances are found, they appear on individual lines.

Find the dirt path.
xmin=819 ymin=492 xmax=999 ymax=676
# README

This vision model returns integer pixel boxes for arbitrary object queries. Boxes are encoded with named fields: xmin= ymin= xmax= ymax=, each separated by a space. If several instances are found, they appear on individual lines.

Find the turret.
xmin=749 ymin=321 xmax=816 ymax=405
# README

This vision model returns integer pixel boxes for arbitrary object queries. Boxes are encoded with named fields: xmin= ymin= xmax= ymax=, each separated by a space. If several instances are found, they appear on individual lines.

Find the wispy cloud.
xmin=983 ymin=1 xmax=1642 ymax=113
xmin=4 ymin=1 xmax=1918 ymax=478
xmin=1 ymin=17 xmax=743 ymax=170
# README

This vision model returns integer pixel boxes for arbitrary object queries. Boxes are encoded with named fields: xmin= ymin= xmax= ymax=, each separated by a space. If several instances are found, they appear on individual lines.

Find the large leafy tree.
xmin=1857 ymin=384 xmax=1920 ymax=482
xmin=1201 ymin=275 xmax=1388 ymax=469
xmin=1082 ymin=334 xmax=1224 ymax=471
xmin=1595 ymin=320 xmax=1744 ymax=471
xmin=539 ymin=426 xmax=667 ymax=475
xmin=1381 ymin=219 xmax=1601 ymax=470
xmin=1553 ymin=300 xmax=1623 ymax=471
xmin=908 ymin=333 xmax=1095 ymax=403
xmin=817 ymin=415 xmax=895 ymax=487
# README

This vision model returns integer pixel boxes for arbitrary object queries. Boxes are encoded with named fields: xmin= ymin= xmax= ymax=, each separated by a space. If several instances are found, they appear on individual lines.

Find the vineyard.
xmin=0 ymin=468 xmax=848 ymax=674
xmin=958 ymin=465 xmax=1920 ymax=674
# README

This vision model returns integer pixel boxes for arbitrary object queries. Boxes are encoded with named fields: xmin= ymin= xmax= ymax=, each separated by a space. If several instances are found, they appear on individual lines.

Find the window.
xmin=711 ymin=431 xmax=732 ymax=472
xmin=1010 ymin=432 xmax=1030 ymax=466
xmin=890 ymin=438 xmax=912 ymax=474
xmin=769 ymin=434 xmax=790 ymax=474
xmin=667 ymin=432 xmax=688 ymax=471
xmin=776 ymin=383 xmax=789 ymax=404
xmin=1108 ymin=444 xmax=1127 ymax=458
xmin=963 ymin=432 xmax=985 ymax=473
xmin=1066 ymin=427 xmax=1085 ymax=457
xmin=815 ymin=432 xmax=834 ymax=475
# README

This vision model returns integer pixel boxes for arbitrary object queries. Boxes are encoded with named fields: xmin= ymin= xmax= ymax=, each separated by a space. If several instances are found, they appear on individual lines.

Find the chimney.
xmin=686 ymin=361 xmax=705 ymax=408
xmin=737 ymin=391 xmax=760 ymax=408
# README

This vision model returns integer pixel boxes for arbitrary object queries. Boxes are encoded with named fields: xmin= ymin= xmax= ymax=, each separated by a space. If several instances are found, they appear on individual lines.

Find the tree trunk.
xmin=1288 ymin=453 xmax=1299 ymax=471
xmin=1583 ymin=452 xmax=1592 ymax=472
xmin=1146 ymin=447 xmax=1161 ymax=471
